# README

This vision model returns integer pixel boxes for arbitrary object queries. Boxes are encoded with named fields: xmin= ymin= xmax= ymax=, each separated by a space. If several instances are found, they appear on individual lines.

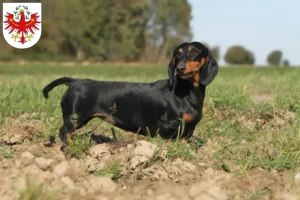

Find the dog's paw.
xmin=43 ymin=142 xmax=54 ymax=147
xmin=43 ymin=135 xmax=56 ymax=147
xmin=60 ymin=145 xmax=67 ymax=152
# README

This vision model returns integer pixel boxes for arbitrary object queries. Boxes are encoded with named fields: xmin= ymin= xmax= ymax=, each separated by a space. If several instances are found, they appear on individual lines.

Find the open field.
xmin=1 ymin=64 xmax=300 ymax=200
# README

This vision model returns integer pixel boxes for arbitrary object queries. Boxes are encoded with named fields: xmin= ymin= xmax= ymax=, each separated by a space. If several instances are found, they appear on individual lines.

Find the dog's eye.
xmin=190 ymin=49 xmax=198 ymax=57
xmin=175 ymin=52 xmax=181 ymax=58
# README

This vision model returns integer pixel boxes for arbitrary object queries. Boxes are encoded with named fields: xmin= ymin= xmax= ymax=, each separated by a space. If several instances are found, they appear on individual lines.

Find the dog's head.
xmin=168 ymin=42 xmax=219 ymax=87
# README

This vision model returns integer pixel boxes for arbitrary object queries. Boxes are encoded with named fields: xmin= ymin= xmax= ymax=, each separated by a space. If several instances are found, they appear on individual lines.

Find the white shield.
xmin=2 ymin=3 xmax=42 ymax=49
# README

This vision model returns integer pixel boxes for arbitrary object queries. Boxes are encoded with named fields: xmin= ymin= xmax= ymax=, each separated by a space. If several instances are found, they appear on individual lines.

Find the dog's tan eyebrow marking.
xmin=178 ymin=48 xmax=183 ymax=53
xmin=188 ymin=46 xmax=193 ymax=51
xmin=183 ymin=113 xmax=193 ymax=122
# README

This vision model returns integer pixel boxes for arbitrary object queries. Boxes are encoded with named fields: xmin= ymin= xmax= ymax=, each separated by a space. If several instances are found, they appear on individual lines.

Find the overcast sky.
xmin=188 ymin=0 xmax=299 ymax=66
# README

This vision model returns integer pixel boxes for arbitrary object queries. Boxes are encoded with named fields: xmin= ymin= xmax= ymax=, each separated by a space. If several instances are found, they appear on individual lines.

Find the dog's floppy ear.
xmin=168 ymin=56 xmax=176 ymax=87
xmin=200 ymin=49 xmax=219 ymax=86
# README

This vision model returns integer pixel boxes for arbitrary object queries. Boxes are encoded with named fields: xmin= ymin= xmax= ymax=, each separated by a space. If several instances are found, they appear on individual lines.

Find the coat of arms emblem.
xmin=2 ymin=3 xmax=42 ymax=49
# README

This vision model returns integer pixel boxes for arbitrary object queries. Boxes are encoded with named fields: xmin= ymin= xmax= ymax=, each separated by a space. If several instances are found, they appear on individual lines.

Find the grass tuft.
xmin=94 ymin=161 xmax=123 ymax=181
xmin=65 ymin=134 xmax=94 ymax=159
xmin=0 ymin=144 xmax=14 ymax=159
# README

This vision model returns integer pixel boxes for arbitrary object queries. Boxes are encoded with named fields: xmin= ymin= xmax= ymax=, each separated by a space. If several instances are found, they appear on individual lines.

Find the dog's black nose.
xmin=177 ymin=65 xmax=185 ymax=74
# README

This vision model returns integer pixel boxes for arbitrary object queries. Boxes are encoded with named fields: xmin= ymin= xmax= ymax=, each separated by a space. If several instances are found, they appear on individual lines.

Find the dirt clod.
xmin=143 ymin=164 xmax=169 ymax=180
xmin=53 ymin=161 xmax=73 ymax=178
xmin=189 ymin=180 xmax=228 ymax=200
xmin=35 ymin=157 xmax=55 ymax=170
xmin=130 ymin=140 xmax=158 ymax=169
xmin=60 ymin=176 xmax=76 ymax=189
xmin=85 ymin=156 xmax=105 ymax=172
xmin=21 ymin=151 xmax=34 ymax=160
xmin=84 ymin=176 xmax=116 ymax=194
xmin=2 ymin=118 xmax=42 ymax=145
xmin=172 ymin=158 xmax=197 ymax=172
xmin=89 ymin=144 xmax=112 ymax=160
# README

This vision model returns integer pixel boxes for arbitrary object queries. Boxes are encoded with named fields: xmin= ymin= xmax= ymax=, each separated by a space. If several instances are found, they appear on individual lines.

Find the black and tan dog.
xmin=43 ymin=42 xmax=219 ymax=148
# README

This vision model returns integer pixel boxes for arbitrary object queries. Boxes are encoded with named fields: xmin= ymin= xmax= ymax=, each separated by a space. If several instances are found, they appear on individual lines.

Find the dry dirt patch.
xmin=1 ymin=116 xmax=300 ymax=199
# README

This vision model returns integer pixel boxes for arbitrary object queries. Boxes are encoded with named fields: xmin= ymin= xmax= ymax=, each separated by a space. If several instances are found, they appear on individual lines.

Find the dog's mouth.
xmin=178 ymin=71 xmax=198 ymax=79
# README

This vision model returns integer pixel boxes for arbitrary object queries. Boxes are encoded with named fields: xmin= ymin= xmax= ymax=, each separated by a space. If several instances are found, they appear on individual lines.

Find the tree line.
xmin=0 ymin=0 xmax=290 ymax=66
xmin=1 ymin=0 xmax=193 ymax=62
xmin=223 ymin=45 xmax=290 ymax=66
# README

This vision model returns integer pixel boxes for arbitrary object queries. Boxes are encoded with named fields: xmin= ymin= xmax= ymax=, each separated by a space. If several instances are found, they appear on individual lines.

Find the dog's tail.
xmin=43 ymin=77 xmax=76 ymax=99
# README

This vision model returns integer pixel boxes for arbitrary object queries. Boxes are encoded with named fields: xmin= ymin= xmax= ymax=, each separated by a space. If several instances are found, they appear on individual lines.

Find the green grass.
xmin=166 ymin=140 xmax=197 ymax=161
xmin=0 ymin=63 xmax=300 ymax=171
xmin=0 ymin=144 xmax=14 ymax=159
xmin=246 ymin=187 xmax=268 ymax=200
xmin=94 ymin=161 xmax=123 ymax=181
xmin=0 ymin=63 xmax=166 ymax=76
xmin=65 ymin=134 xmax=94 ymax=159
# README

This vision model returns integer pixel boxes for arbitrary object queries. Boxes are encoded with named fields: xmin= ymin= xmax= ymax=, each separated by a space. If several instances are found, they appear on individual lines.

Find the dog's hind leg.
xmin=59 ymin=120 xmax=76 ymax=151
xmin=75 ymin=113 xmax=94 ymax=130
xmin=44 ymin=119 xmax=75 ymax=149
xmin=59 ymin=95 xmax=76 ymax=150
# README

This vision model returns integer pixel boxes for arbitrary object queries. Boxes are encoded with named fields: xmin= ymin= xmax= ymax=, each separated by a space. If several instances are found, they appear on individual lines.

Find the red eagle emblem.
xmin=4 ymin=8 xmax=40 ymax=44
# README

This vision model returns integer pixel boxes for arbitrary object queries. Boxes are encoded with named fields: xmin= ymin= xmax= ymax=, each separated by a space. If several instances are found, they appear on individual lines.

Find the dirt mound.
xmin=1 ymin=115 xmax=42 ymax=145
xmin=1 ymin=115 xmax=300 ymax=200
xmin=209 ymin=106 xmax=296 ymax=132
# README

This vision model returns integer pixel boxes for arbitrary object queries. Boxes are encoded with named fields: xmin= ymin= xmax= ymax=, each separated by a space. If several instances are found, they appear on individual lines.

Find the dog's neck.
xmin=173 ymin=77 xmax=206 ymax=110
xmin=174 ymin=77 xmax=206 ymax=99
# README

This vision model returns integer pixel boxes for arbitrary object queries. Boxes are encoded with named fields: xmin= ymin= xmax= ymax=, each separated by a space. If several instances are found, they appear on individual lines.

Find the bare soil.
xmin=1 ymin=115 xmax=300 ymax=200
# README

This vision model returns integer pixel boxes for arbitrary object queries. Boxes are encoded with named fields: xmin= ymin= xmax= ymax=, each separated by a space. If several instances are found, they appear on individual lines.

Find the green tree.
xmin=148 ymin=0 xmax=192 ymax=61
xmin=56 ymin=0 xmax=110 ymax=60
xmin=104 ymin=0 xmax=148 ymax=61
xmin=245 ymin=50 xmax=255 ymax=65
xmin=55 ymin=0 xmax=149 ymax=61
xmin=283 ymin=59 xmax=290 ymax=67
xmin=224 ymin=45 xmax=255 ymax=65
xmin=267 ymin=50 xmax=282 ymax=66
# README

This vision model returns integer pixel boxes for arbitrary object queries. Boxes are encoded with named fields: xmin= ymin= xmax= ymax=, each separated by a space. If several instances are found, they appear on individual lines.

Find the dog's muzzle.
xmin=178 ymin=70 xmax=198 ymax=79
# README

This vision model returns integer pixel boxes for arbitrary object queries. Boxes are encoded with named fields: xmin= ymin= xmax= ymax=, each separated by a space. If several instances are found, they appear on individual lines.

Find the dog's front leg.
xmin=158 ymin=113 xmax=183 ymax=139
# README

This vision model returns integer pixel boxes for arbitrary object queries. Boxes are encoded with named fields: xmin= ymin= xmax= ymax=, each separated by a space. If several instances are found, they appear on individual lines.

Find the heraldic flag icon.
xmin=2 ymin=3 xmax=42 ymax=49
